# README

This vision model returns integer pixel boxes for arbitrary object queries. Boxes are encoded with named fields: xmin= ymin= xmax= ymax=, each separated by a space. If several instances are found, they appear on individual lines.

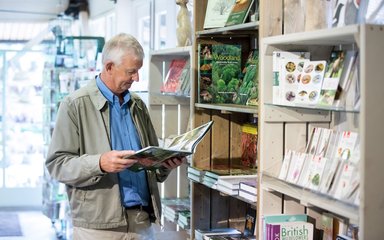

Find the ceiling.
xmin=0 ymin=0 xmax=90 ymax=41
xmin=0 ymin=0 xmax=70 ymax=22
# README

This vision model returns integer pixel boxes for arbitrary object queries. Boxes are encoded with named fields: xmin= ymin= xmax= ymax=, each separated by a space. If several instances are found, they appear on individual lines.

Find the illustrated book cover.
xmin=203 ymin=0 xmax=236 ymax=29
xmin=161 ymin=58 xmax=188 ymax=93
xmin=198 ymin=43 xmax=242 ymax=104
xmin=126 ymin=121 xmax=213 ymax=171
xmin=318 ymin=50 xmax=346 ymax=107
xmin=225 ymin=0 xmax=255 ymax=26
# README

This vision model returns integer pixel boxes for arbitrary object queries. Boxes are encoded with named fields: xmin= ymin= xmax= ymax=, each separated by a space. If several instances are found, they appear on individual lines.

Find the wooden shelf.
xmin=195 ymin=103 xmax=258 ymax=116
xmin=196 ymin=21 xmax=259 ymax=36
xmin=262 ymin=174 xmax=359 ymax=223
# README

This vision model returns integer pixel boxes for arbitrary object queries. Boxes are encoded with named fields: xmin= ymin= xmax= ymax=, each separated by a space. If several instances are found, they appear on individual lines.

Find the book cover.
xmin=161 ymin=59 xmax=187 ymax=93
xmin=238 ymin=49 xmax=259 ymax=106
xmin=262 ymin=214 xmax=308 ymax=240
xmin=269 ymin=221 xmax=314 ymax=240
xmin=272 ymin=51 xmax=310 ymax=104
xmin=125 ymin=121 xmax=213 ymax=171
xmin=302 ymin=155 xmax=328 ymax=190
xmin=278 ymin=150 xmax=292 ymax=180
xmin=318 ymin=50 xmax=346 ymax=106
xmin=243 ymin=205 xmax=257 ymax=236
xmin=331 ymin=162 xmax=359 ymax=201
xmin=225 ymin=0 xmax=255 ymax=26
xmin=203 ymin=0 xmax=236 ymax=29
xmin=321 ymin=212 xmax=334 ymax=240
xmin=279 ymin=58 xmax=309 ymax=106
xmin=295 ymin=60 xmax=327 ymax=105
xmin=176 ymin=58 xmax=191 ymax=96
xmin=332 ymin=0 xmax=360 ymax=28
xmin=198 ymin=43 xmax=242 ymax=104
xmin=285 ymin=151 xmax=307 ymax=184
xmin=240 ymin=122 xmax=258 ymax=167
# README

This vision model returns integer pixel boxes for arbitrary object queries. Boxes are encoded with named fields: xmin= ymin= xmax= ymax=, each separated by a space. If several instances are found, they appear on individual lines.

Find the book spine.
xmin=270 ymin=224 xmax=281 ymax=240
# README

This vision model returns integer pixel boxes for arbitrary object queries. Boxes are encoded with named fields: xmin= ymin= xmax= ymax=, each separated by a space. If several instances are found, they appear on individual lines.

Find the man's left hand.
xmin=161 ymin=157 xmax=186 ymax=169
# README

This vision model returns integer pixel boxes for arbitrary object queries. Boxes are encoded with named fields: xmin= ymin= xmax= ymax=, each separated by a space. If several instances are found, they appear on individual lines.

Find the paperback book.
xmin=161 ymin=58 xmax=188 ymax=93
xmin=203 ymin=0 xmax=236 ymax=29
xmin=318 ymin=50 xmax=346 ymax=106
xmin=262 ymin=214 xmax=308 ymax=240
xmin=225 ymin=0 xmax=255 ymax=26
xmin=268 ymin=221 xmax=314 ymax=240
xmin=198 ymin=43 xmax=242 ymax=104
xmin=272 ymin=51 xmax=310 ymax=104
xmin=126 ymin=121 xmax=213 ymax=171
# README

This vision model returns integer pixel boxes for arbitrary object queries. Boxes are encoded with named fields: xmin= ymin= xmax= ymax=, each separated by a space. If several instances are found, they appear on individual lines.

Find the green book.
xmin=225 ymin=0 xmax=255 ymax=26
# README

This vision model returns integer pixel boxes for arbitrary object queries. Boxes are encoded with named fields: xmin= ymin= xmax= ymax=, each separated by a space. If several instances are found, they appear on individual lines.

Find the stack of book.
xmin=187 ymin=166 xmax=205 ymax=183
xmin=161 ymin=197 xmax=190 ymax=223
xmin=177 ymin=210 xmax=191 ymax=229
xmin=194 ymin=228 xmax=242 ymax=240
xmin=238 ymin=179 xmax=257 ymax=202
xmin=216 ymin=175 xmax=257 ymax=196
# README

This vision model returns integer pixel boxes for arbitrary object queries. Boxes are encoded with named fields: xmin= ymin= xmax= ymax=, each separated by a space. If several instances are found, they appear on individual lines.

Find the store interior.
xmin=1 ymin=0 xmax=384 ymax=240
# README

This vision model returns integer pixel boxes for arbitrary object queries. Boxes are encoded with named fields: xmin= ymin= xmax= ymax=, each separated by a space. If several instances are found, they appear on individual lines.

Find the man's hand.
xmin=161 ymin=157 xmax=186 ymax=169
xmin=99 ymin=150 xmax=138 ymax=173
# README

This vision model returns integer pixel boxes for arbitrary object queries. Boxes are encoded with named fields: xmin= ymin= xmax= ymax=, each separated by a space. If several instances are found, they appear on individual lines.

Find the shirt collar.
xmin=96 ymin=75 xmax=131 ymax=105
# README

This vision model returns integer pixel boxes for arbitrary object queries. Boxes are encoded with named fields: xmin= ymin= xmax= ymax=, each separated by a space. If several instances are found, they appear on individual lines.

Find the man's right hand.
xmin=99 ymin=150 xmax=138 ymax=173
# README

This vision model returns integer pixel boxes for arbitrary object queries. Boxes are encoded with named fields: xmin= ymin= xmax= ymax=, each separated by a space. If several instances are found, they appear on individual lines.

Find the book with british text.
xmin=126 ymin=121 xmax=213 ymax=171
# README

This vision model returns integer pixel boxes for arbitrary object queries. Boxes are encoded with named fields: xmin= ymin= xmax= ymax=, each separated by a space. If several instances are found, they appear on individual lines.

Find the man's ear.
xmin=105 ymin=61 xmax=114 ymax=72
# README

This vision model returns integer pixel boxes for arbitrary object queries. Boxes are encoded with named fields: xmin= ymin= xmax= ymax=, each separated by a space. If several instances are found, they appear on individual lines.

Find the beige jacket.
xmin=45 ymin=78 xmax=171 ymax=229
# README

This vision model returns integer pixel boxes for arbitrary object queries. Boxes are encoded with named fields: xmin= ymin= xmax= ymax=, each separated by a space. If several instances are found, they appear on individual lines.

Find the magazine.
xmin=126 ymin=121 xmax=214 ymax=171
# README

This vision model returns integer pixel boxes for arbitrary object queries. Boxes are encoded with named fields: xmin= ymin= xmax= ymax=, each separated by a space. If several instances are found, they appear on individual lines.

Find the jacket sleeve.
xmin=45 ymin=98 xmax=106 ymax=188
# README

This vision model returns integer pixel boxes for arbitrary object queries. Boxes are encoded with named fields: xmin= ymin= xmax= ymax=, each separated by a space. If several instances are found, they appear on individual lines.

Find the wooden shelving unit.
xmin=259 ymin=23 xmax=384 ymax=239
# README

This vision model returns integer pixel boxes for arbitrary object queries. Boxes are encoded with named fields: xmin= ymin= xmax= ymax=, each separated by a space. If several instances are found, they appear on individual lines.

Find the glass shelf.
xmin=264 ymin=102 xmax=359 ymax=114
xmin=262 ymin=173 xmax=359 ymax=223
xmin=195 ymin=103 xmax=258 ymax=115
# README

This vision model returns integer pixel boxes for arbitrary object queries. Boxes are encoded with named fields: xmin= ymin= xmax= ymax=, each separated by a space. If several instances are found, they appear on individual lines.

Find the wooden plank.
xmin=283 ymin=0 xmax=305 ymax=34
xmin=178 ymin=164 xmax=189 ymax=198
xmin=283 ymin=196 xmax=305 ymax=214
xmin=285 ymin=123 xmax=307 ymax=152
xmin=305 ymin=0 xmax=332 ymax=31
xmin=193 ymin=109 xmax=211 ymax=169
xmin=191 ymin=183 xmax=211 ymax=230
xmin=261 ymin=122 xmax=283 ymax=176
xmin=211 ymin=113 xmax=231 ymax=169
xmin=229 ymin=114 xmax=244 ymax=167
xmin=163 ymin=105 xmax=179 ymax=138
xmin=228 ymin=198 xmax=247 ymax=230
xmin=148 ymin=105 xmax=163 ymax=137
xmin=162 ymin=169 xmax=178 ymax=198
xmin=259 ymin=0 xmax=283 ymax=38
xmin=211 ymin=190 xmax=230 ymax=228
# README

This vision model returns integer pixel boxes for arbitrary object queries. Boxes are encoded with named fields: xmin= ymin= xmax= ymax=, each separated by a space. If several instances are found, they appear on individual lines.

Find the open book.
xmin=126 ymin=121 xmax=214 ymax=171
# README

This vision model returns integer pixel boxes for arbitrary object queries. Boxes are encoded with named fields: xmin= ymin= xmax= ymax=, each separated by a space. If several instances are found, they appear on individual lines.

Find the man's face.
xmin=110 ymin=55 xmax=143 ymax=94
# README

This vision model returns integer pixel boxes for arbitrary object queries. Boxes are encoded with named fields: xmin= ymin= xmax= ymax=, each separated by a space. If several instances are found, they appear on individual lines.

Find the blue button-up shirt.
xmin=96 ymin=75 xmax=149 ymax=207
